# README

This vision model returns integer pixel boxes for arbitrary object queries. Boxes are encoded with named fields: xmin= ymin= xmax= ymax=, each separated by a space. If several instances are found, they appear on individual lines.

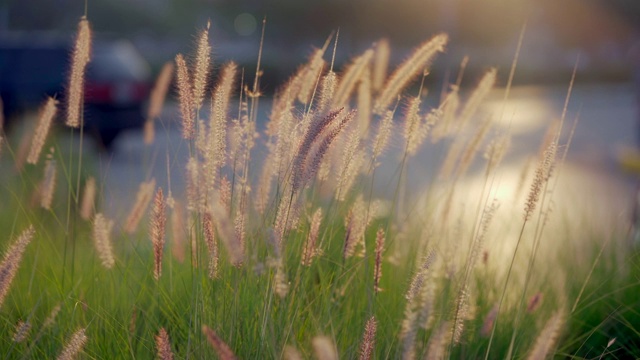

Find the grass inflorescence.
xmin=0 ymin=15 xmax=638 ymax=360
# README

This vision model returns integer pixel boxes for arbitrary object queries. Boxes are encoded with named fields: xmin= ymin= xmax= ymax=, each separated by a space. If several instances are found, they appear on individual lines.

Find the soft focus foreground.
xmin=0 ymin=17 xmax=638 ymax=360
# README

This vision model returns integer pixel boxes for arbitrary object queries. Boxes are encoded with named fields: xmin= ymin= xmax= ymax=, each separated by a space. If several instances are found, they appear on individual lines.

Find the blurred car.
xmin=0 ymin=33 xmax=151 ymax=148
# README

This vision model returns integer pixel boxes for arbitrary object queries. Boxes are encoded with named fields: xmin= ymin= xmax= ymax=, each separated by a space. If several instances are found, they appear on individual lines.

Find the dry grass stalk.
xmin=255 ymin=151 xmax=276 ymax=215
xmin=316 ymin=71 xmax=337 ymax=114
xmin=403 ymin=96 xmax=423 ymax=156
xmin=425 ymin=322 xmax=452 ymax=360
xmin=43 ymin=303 xmax=62 ymax=329
xmin=407 ymin=250 xmax=436 ymax=301
xmin=343 ymin=195 xmax=368 ymax=258
xmin=335 ymin=125 xmax=364 ymax=201
xmin=538 ymin=120 xmax=560 ymax=158
xmin=357 ymin=66 xmax=372 ymax=132
xmin=14 ymin=125 xmax=33 ymax=172
xmin=219 ymin=176 xmax=232 ymax=213
xmin=40 ymin=151 xmax=57 ymax=210
xmin=202 ymin=325 xmax=237 ymax=360
xmin=514 ymin=156 xmax=534 ymax=200
xmin=129 ymin=306 xmax=138 ymax=338
xmin=456 ymin=68 xmax=497 ymax=128
xmin=210 ymin=194 xmax=244 ymax=266
xmin=27 ymin=97 xmax=57 ymax=164
xmin=196 ymin=118 xmax=207 ymax=156
xmin=175 ymin=53 xmax=194 ymax=139
xmin=150 ymin=187 xmax=166 ymax=280
xmin=274 ymin=258 xmax=289 ymax=298
xmin=469 ymin=199 xmax=500 ymax=271
xmin=431 ymin=86 xmax=460 ymax=143
xmin=170 ymin=202 xmax=186 ymax=263
xmin=145 ymin=62 xmax=174 ymax=144
xmin=79 ymin=176 xmax=96 ymax=220
xmin=400 ymin=251 xmax=436 ymax=356
xmin=372 ymin=39 xmax=390 ymax=92
xmin=147 ymin=62 xmax=174 ymax=122
xmin=302 ymin=110 xmax=357 ymax=189
xmin=155 ymin=328 xmax=174 ymax=360
xmin=185 ymin=157 xmax=201 ymax=212
xmin=290 ymin=108 xmax=344 ymax=192
xmin=484 ymin=134 xmax=511 ymax=174
xmin=297 ymin=48 xmax=326 ymax=104
xmin=13 ymin=320 xmax=30 ymax=343
xmin=524 ymin=141 xmax=556 ymax=221
xmin=193 ymin=22 xmax=211 ymax=111
xmin=526 ymin=311 xmax=565 ymax=360
xmin=455 ymin=117 xmax=492 ymax=177
xmin=123 ymin=178 xmax=156 ymax=234
xmin=203 ymin=212 xmax=219 ymax=279
xmin=312 ymin=336 xmax=338 ymax=360
xmin=227 ymin=106 xmax=254 ymax=194
xmin=66 ymin=17 xmax=91 ymax=128
xmin=143 ymin=119 xmax=155 ymax=145
xmin=56 ymin=328 xmax=87 ymax=360
xmin=234 ymin=197 xmax=247 ymax=261
xmin=374 ymin=227 xmax=385 ymax=293
xmin=400 ymin=307 xmax=419 ymax=360
xmin=374 ymin=34 xmax=447 ymax=114
xmin=207 ymin=62 xmax=238 ymax=191
xmin=93 ymin=213 xmax=115 ymax=269
xmin=316 ymin=148 xmax=333 ymax=183
xmin=333 ymin=49 xmax=374 ymax=108
xmin=269 ymin=91 xmax=297 ymax=183
xmin=419 ymin=278 xmax=437 ymax=331
xmin=359 ymin=316 xmax=377 ymax=360
xmin=452 ymin=287 xmax=470 ymax=344
xmin=371 ymin=109 xmax=394 ymax=161
xmin=301 ymin=208 xmax=323 ymax=266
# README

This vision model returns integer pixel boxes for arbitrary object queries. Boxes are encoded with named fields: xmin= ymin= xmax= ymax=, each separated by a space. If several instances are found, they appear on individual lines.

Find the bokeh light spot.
xmin=234 ymin=13 xmax=257 ymax=36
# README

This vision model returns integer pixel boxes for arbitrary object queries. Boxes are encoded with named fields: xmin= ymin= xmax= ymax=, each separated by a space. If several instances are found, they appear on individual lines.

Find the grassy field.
xmin=0 ymin=16 xmax=639 ymax=360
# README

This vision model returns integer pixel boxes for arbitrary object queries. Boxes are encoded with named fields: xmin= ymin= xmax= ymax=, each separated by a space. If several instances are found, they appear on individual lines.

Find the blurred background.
xmin=1 ymin=0 xmax=639 ymax=85
xmin=1 ymin=0 xmax=639 ymax=219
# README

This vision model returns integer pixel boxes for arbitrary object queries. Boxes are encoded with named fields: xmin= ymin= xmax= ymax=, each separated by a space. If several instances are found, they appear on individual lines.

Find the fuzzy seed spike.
xmin=27 ymin=97 xmax=57 ymax=164
xmin=374 ymin=34 xmax=447 ymax=114
xmin=66 ymin=18 xmax=91 ymax=128
xmin=150 ymin=187 xmax=166 ymax=280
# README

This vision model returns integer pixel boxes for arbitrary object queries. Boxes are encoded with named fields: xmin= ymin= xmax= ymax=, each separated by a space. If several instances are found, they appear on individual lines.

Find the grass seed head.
xmin=155 ymin=328 xmax=174 ymax=360
xmin=374 ymin=33 xmax=447 ymax=114
xmin=526 ymin=311 xmax=565 ymax=360
xmin=175 ymin=53 xmax=194 ymax=139
xmin=40 ymin=150 xmax=57 ymax=210
xmin=359 ymin=316 xmax=377 ymax=360
xmin=93 ymin=213 xmax=115 ymax=269
xmin=13 ymin=320 xmax=30 ymax=343
xmin=193 ymin=24 xmax=211 ymax=111
xmin=202 ymin=325 xmax=237 ymax=360
xmin=27 ymin=97 xmax=57 ymax=165
xmin=150 ymin=187 xmax=166 ymax=280
xmin=0 ymin=226 xmax=35 ymax=309
xmin=79 ymin=176 xmax=96 ymax=220
xmin=56 ymin=328 xmax=87 ymax=360
xmin=66 ymin=17 xmax=91 ymax=128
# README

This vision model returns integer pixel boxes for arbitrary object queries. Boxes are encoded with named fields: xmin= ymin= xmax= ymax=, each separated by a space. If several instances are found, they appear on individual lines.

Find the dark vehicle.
xmin=0 ymin=34 xmax=151 ymax=148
